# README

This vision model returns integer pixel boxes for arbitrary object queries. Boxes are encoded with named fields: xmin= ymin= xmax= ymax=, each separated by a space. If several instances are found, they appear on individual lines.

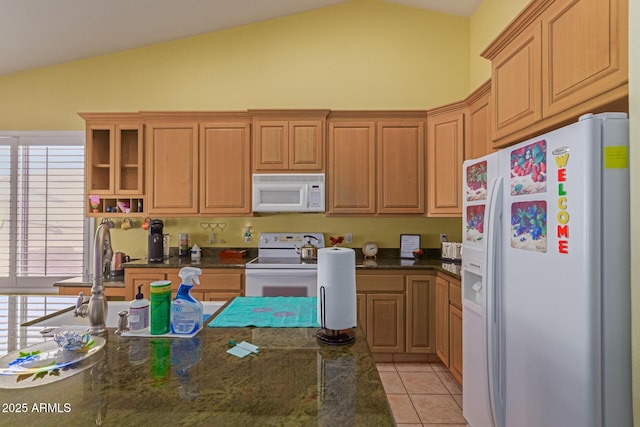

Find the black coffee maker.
xmin=148 ymin=219 xmax=164 ymax=263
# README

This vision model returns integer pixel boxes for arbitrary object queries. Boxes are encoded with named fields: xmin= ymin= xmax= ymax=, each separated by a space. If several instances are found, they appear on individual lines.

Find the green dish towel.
xmin=208 ymin=297 xmax=319 ymax=328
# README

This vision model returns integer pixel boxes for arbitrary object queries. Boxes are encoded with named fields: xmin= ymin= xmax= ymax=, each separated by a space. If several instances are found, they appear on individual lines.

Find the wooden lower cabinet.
xmin=435 ymin=272 xmax=463 ymax=383
xmin=449 ymin=304 xmax=463 ymax=383
xmin=435 ymin=276 xmax=450 ymax=366
xmin=356 ymin=271 xmax=436 ymax=355
xmin=125 ymin=271 xmax=167 ymax=301
xmin=406 ymin=275 xmax=436 ymax=353
xmin=366 ymin=293 xmax=405 ymax=353
xmin=125 ymin=268 xmax=244 ymax=302
xmin=356 ymin=272 xmax=405 ymax=353
xmin=167 ymin=269 xmax=243 ymax=302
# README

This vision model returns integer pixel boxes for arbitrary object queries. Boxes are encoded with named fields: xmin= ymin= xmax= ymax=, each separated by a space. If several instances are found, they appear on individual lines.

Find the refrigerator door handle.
xmin=484 ymin=176 xmax=503 ymax=427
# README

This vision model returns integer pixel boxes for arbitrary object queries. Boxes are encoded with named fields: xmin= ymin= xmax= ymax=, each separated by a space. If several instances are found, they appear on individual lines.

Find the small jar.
xmin=163 ymin=234 xmax=170 ymax=259
xmin=178 ymin=233 xmax=189 ymax=257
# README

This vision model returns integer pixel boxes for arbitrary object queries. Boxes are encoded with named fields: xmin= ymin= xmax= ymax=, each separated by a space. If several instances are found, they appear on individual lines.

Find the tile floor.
xmin=376 ymin=361 xmax=468 ymax=426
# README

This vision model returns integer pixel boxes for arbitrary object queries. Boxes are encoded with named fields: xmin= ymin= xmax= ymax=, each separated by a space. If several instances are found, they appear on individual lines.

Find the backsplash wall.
xmin=106 ymin=214 xmax=462 ymax=259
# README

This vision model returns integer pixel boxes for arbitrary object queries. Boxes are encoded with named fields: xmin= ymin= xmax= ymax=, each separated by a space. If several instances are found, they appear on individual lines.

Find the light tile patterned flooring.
xmin=376 ymin=361 xmax=468 ymax=426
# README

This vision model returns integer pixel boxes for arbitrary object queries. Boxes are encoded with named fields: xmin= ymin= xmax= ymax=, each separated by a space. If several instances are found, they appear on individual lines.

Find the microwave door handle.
xmin=301 ymin=185 xmax=308 ymax=207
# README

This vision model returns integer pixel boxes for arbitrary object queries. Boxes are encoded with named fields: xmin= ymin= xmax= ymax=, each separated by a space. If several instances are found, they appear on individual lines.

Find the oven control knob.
xmin=261 ymin=236 xmax=269 ymax=244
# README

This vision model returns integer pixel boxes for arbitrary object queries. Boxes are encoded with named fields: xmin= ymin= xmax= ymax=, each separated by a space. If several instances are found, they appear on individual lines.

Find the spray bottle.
xmin=170 ymin=267 xmax=203 ymax=334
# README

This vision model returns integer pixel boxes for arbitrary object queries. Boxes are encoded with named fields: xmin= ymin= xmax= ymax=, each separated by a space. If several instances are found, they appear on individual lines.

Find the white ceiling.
xmin=0 ymin=0 xmax=482 ymax=76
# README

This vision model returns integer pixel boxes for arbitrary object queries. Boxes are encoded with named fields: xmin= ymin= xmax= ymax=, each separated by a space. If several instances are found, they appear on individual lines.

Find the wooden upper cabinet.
xmin=116 ymin=124 xmax=145 ymax=195
xmin=377 ymin=121 xmax=425 ymax=214
xmin=84 ymin=120 xmax=143 ymax=196
xmin=490 ymin=21 xmax=542 ymax=142
xmin=327 ymin=121 xmax=376 ymax=215
xmin=80 ymin=112 xmax=145 ymax=216
xmin=85 ymin=123 xmax=116 ymax=196
xmin=289 ymin=121 xmax=324 ymax=170
xmin=146 ymin=122 xmax=199 ymax=215
xmin=250 ymin=110 xmax=328 ymax=172
xmin=482 ymin=0 xmax=628 ymax=147
xmin=199 ymin=122 xmax=251 ymax=215
xmin=465 ymin=81 xmax=492 ymax=161
xmin=253 ymin=120 xmax=288 ymax=171
xmin=427 ymin=105 xmax=464 ymax=217
xmin=541 ymin=0 xmax=628 ymax=117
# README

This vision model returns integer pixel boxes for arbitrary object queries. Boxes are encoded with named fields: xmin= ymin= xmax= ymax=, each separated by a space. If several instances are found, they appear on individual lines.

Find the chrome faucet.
xmin=75 ymin=222 xmax=113 ymax=334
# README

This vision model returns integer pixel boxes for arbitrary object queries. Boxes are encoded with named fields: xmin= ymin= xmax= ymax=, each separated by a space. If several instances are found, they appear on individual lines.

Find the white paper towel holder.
xmin=316 ymin=246 xmax=357 ymax=346
xmin=317 ymin=284 xmax=356 ymax=346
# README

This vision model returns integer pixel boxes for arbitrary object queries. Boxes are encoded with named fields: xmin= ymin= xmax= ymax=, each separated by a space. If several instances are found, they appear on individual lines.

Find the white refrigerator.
xmin=461 ymin=113 xmax=632 ymax=427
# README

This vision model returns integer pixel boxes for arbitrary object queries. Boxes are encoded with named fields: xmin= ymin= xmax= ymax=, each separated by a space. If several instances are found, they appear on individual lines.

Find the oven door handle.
xmin=245 ymin=269 xmax=317 ymax=277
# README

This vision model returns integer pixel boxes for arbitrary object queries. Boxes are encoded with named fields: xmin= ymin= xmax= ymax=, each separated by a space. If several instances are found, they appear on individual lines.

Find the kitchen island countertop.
xmin=0 ymin=295 xmax=394 ymax=426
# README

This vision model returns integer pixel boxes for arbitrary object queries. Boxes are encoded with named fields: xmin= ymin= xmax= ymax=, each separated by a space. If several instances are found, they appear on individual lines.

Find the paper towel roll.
xmin=317 ymin=247 xmax=356 ymax=330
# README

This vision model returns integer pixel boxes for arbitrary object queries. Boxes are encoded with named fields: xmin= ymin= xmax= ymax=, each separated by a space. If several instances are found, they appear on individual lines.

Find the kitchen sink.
xmin=24 ymin=301 xmax=226 ymax=329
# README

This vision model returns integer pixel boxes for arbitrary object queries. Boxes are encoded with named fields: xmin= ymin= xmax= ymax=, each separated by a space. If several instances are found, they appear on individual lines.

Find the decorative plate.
xmin=0 ymin=336 xmax=105 ymax=377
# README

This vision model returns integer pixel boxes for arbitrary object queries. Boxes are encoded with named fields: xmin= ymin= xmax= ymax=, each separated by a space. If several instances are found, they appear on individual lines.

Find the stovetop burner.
xmin=246 ymin=232 xmax=325 ymax=269
xmin=249 ymin=257 xmax=317 ymax=265
xmin=246 ymin=257 xmax=318 ymax=269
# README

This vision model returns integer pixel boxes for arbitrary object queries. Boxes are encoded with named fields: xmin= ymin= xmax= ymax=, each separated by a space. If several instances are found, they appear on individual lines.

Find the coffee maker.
xmin=148 ymin=219 xmax=164 ymax=263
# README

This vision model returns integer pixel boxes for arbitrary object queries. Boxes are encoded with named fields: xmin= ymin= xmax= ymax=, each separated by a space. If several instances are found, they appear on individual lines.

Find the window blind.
xmin=0 ymin=132 xmax=90 ymax=291
xmin=0 ymin=295 xmax=77 ymax=355
xmin=0 ymin=144 xmax=10 ymax=284
xmin=17 ymin=144 xmax=85 ymax=276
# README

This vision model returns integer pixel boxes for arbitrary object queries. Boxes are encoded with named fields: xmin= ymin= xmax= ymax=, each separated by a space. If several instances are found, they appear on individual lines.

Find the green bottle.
xmin=150 ymin=280 xmax=171 ymax=334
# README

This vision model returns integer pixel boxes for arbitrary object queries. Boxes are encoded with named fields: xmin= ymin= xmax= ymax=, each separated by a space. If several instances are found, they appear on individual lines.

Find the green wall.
xmin=0 ymin=0 xmax=531 ymax=259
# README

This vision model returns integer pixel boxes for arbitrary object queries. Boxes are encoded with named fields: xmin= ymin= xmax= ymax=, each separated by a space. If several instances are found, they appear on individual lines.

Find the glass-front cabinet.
xmin=79 ymin=113 xmax=145 ymax=216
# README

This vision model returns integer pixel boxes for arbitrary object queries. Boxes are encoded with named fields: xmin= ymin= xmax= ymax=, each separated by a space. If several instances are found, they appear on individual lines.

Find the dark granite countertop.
xmin=53 ymin=276 xmax=126 ymax=288
xmin=121 ymin=247 xmax=462 ymax=280
xmin=354 ymin=253 xmax=461 ymax=280
xmin=122 ymin=247 xmax=258 ymax=269
xmin=0 ymin=295 xmax=394 ymax=426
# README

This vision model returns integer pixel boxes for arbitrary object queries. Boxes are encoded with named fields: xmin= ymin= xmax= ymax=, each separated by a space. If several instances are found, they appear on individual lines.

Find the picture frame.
xmin=400 ymin=234 xmax=421 ymax=259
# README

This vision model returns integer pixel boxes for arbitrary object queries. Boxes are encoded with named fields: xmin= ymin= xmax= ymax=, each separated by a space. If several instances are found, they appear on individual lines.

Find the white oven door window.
xmin=245 ymin=269 xmax=317 ymax=297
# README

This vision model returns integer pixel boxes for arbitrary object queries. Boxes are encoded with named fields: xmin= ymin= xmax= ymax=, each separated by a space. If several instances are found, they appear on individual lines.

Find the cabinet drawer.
xmin=167 ymin=271 xmax=243 ymax=292
xmin=356 ymin=274 xmax=404 ymax=292
xmin=449 ymin=281 xmax=462 ymax=310
xmin=201 ymin=273 xmax=243 ymax=291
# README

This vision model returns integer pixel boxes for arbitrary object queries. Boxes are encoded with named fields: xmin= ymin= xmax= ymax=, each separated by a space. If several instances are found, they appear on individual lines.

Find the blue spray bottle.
xmin=170 ymin=267 xmax=203 ymax=334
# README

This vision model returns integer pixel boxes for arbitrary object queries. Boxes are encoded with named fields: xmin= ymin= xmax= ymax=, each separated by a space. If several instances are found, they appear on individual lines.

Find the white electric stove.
xmin=245 ymin=232 xmax=325 ymax=296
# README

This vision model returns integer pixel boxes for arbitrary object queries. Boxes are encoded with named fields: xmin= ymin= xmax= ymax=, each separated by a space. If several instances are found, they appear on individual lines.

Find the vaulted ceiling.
xmin=0 ymin=0 xmax=482 ymax=76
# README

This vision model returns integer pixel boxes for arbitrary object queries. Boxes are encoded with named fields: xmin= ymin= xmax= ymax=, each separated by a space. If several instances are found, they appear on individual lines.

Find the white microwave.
xmin=252 ymin=173 xmax=325 ymax=212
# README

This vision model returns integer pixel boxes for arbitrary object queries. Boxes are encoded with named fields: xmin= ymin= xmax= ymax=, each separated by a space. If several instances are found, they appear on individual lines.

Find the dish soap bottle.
xmin=171 ymin=267 xmax=203 ymax=334
xmin=129 ymin=284 xmax=150 ymax=333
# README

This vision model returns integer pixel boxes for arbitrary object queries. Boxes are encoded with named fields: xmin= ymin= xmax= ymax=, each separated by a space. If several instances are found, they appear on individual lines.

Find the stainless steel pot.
xmin=295 ymin=235 xmax=319 ymax=261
